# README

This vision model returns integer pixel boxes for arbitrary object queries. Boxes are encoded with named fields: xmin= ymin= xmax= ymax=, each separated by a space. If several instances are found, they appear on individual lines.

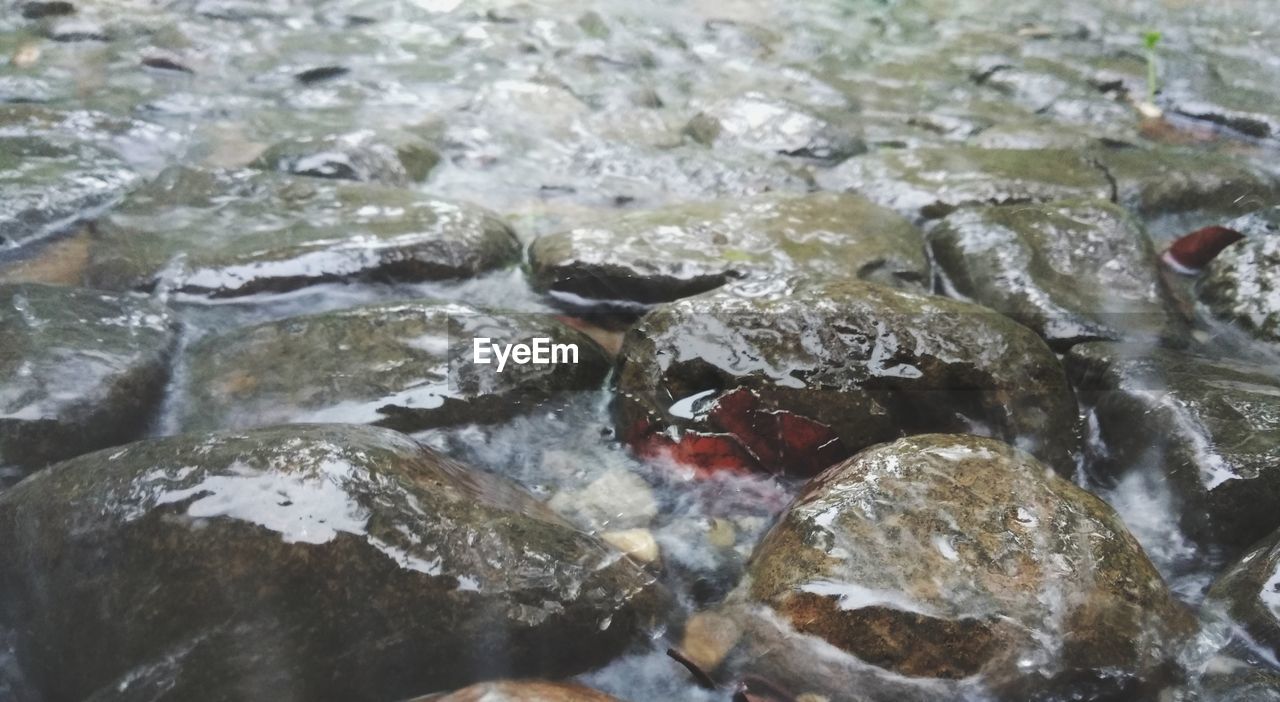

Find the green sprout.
xmin=1143 ymin=30 xmax=1162 ymax=104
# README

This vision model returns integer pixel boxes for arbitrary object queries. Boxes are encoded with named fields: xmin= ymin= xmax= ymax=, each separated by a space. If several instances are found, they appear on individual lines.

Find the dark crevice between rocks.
xmin=1088 ymin=157 xmax=1120 ymax=204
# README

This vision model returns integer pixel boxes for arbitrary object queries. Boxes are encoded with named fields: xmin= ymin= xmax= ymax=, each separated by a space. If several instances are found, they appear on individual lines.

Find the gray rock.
xmin=1091 ymin=148 xmax=1279 ymax=221
xmin=0 ymin=283 xmax=176 ymax=473
xmin=816 ymin=147 xmax=1113 ymax=223
xmin=725 ymin=434 xmax=1193 ymax=701
xmin=929 ymin=199 xmax=1187 ymax=349
xmin=1066 ymin=342 xmax=1280 ymax=555
xmin=1206 ymin=529 xmax=1280 ymax=667
xmin=528 ymin=192 xmax=928 ymax=306
xmin=251 ymin=130 xmax=440 ymax=186
xmin=616 ymin=281 xmax=1080 ymax=477
xmin=87 ymin=166 xmax=521 ymax=297
xmin=0 ymin=424 xmax=669 ymax=702
xmin=1198 ymin=207 xmax=1280 ymax=346
xmin=179 ymin=301 xmax=611 ymax=432
xmin=686 ymin=92 xmax=864 ymax=163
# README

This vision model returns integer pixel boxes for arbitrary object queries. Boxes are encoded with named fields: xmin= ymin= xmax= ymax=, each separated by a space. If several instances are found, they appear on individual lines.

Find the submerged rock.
xmin=180 ymin=301 xmax=610 ymax=433
xmin=1067 ymin=342 xmax=1280 ymax=555
xmin=528 ymin=192 xmax=928 ymax=306
xmin=1198 ymin=207 xmax=1280 ymax=346
xmin=0 ymin=283 xmax=175 ymax=473
xmin=0 ymin=424 xmax=668 ymax=702
xmin=929 ymin=199 xmax=1187 ymax=348
xmin=87 ymin=166 xmax=520 ymax=297
xmin=616 ymin=281 xmax=1080 ymax=477
xmin=0 ymin=132 xmax=134 ymax=252
xmin=1206 ymin=529 xmax=1280 ymax=666
xmin=250 ymin=130 xmax=440 ymax=186
xmin=816 ymin=147 xmax=1113 ymax=223
xmin=686 ymin=92 xmax=864 ymax=163
xmin=1091 ymin=148 xmax=1279 ymax=222
xmin=726 ymin=434 xmax=1192 ymax=701
xmin=413 ymin=680 xmax=625 ymax=701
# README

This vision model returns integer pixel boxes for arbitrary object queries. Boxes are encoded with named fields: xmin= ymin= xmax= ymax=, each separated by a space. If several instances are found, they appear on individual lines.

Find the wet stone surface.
xmin=250 ymin=129 xmax=441 ymax=186
xmin=528 ymin=192 xmax=928 ymax=307
xmin=816 ymin=147 xmax=1114 ymax=223
xmin=1206 ymin=529 xmax=1280 ymax=669
xmin=929 ymin=198 xmax=1187 ymax=349
xmin=722 ymin=434 xmax=1193 ymax=702
xmin=0 ymin=424 xmax=669 ymax=702
xmin=86 ymin=166 xmax=522 ymax=297
xmin=1198 ymin=207 xmax=1280 ymax=347
xmin=1067 ymin=342 xmax=1280 ymax=557
xmin=616 ymin=281 xmax=1080 ymax=478
xmin=0 ymin=283 xmax=176 ymax=475
xmin=179 ymin=300 xmax=611 ymax=433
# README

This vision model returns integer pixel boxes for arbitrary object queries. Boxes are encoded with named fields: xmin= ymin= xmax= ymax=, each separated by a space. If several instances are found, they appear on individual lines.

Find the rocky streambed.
xmin=2 ymin=0 xmax=1280 ymax=700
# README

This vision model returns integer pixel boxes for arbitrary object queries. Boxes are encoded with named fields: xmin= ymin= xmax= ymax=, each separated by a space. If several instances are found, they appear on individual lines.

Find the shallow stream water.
xmin=4 ymin=0 xmax=1280 ymax=700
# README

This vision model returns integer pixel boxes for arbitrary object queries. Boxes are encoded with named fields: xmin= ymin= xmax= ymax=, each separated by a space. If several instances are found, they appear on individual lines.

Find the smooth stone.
xmin=929 ymin=199 xmax=1187 ymax=349
xmin=686 ymin=92 xmax=864 ymax=163
xmin=816 ymin=147 xmax=1114 ymax=223
xmin=250 ymin=130 xmax=440 ymax=186
xmin=726 ymin=434 xmax=1193 ymax=701
xmin=412 ymin=680 xmax=625 ymax=701
xmin=528 ymin=192 xmax=928 ymax=306
xmin=87 ymin=166 xmax=521 ymax=297
xmin=179 ymin=301 xmax=611 ymax=432
xmin=0 ymin=424 xmax=668 ymax=702
xmin=616 ymin=281 xmax=1080 ymax=477
xmin=0 ymin=283 xmax=175 ymax=473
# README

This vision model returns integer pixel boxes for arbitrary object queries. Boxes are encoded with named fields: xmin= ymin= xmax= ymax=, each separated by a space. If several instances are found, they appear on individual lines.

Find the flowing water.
xmin=4 ymin=0 xmax=1280 ymax=700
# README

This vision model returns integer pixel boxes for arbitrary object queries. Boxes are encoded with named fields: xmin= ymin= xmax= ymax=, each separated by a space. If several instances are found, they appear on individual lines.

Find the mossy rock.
xmin=1198 ymin=207 xmax=1280 ymax=347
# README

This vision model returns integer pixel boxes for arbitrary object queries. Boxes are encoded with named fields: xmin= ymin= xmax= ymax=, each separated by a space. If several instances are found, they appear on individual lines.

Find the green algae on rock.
xmin=1198 ymin=207 xmax=1280 ymax=347
xmin=179 ymin=301 xmax=611 ymax=433
xmin=725 ymin=434 xmax=1193 ymax=702
xmin=86 ymin=166 xmax=521 ymax=297
xmin=929 ymin=199 xmax=1187 ymax=349
xmin=816 ymin=147 xmax=1113 ymax=223
xmin=616 ymin=281 xmax=1080 ymax=477
xmin=0 ymin=283 xmax=176 ymax=474
xmin=528 ymin=192 xmax=928 ymax=306
xmin=0 ymin=424 xmax=669 ymax=702
xmin=1067 ymin=342 xmax=1280 ymax=556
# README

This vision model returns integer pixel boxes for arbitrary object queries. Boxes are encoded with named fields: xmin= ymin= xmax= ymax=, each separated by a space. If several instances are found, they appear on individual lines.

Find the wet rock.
xmin=1206 ymin=529 xmax=1280 ymax=666
xmin=1066 ymin=342 xmax=1280 ymax=555
xmin=686 ymin=93 xmax=864 ymax=163
xmin=1198 ymin=207 xmax=1280 ymax=346
xmin=1091 ymin=147 xmax=1280 ymax=221
xmin=0 ymin=283 xmax=175 ymax=474
xmin=251 ymin=130 xmax=440 ymax=186
xmin=528 ymin=192 xmax=928 ymax=306
xmin=0 ymin=424 xmax=668 ymax=702
xmin=413 ymin=680 xmax=625 ymax=701
xmin=727 ymin=434 xmax=1193 ymax=701
xmin=0 ymin=136 xmax=134 ymax=252
xmin=546 ymin=468 xmax=658 ymax=530
xmin=19 ymin=1 xmax=75 ymax=19
xmin=87 ymin=166 xmax=521 ymax=297
xmin=616 ymin=281 xmax=1080 ymax=477
xmin=179 ymin=301 xmax=610 ymax=432
xmin=1195 ymin=661 xmax=1280 ymax=702
xmin=816 ymin=147 xmax=1113 ymax=223
xmin=929 ymin=199 xmax=1187 ymax=349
